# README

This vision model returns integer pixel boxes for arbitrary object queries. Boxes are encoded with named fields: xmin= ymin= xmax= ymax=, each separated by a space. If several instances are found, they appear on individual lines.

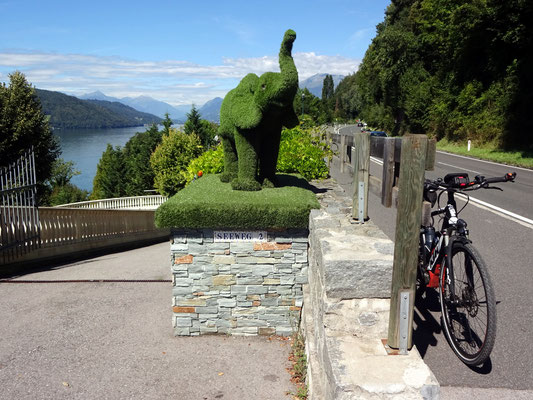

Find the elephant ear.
xmin=230 ymin=73 xmax=263 ymax=130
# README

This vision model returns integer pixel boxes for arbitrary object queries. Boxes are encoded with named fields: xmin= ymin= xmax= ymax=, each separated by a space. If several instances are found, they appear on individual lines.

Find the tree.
xmin=91 ymin=144 xmax=126 ymax=199
xmin=321 ymin=75 xmax=335 ymax=123
xmin=123 ymin=124 xmax=163 ymax=195
xmin=183 ymin=105 xmax=202 ymax=136
xmin=0 ymin=71 xmax=60 ymax=203
xmin=322 ymin=74 xmax=334 ymax=101
xmin=183 ymin=105 xmax=214 ymax=148
xmin=293 ymin=88 xmax=327 ymax=125
xmin=161 ymin=113 xmax=173 ymax=135
xmin=150 ymin=128 xmax=203 ymax=196
xmin=47 ymin=158 xmax=89 ymax=206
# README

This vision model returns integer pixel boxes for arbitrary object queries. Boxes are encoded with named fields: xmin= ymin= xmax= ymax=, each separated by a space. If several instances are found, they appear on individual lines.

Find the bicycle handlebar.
xmin=426 ymin=172 xmax=516 ymax=191
xmin=479 ymin=172 xmax=516 ymax=185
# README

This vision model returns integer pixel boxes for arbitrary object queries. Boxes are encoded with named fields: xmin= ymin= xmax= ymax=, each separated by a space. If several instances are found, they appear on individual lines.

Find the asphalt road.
xmin=330 ymin=141 xmax=533 ymax=393
xmin=0 ymin=242 xmax=297 ymax=400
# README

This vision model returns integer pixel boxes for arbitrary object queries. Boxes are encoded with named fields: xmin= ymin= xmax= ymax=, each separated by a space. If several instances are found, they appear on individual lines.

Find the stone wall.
xmin=303 ymin=179 xmax=439 ymax=400
xmin=170 ymin=229 xmax=308 ymax=336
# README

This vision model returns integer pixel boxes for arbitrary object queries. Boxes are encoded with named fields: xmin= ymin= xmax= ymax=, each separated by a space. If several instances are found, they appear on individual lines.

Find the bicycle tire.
xmin=439 ymin=240 xmax=497 ymax=366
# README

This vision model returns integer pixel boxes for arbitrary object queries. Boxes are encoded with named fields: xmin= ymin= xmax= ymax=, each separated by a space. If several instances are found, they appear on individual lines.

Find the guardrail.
xmin=1 ymin=206 xmax=169 ymax=269
xmin=326 ymin=127 xmax=436 ymax=354
xmin=55 ymin=195 xmax=168 ymax=210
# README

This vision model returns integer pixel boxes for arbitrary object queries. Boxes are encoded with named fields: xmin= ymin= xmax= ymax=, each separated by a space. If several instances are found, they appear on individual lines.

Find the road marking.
xmin=437 ymin=161 xmax=481 ymax=175
xmin=455 ymin=194 xmax=533 ymax=229
xmin=437 ymin=151 xmax=533 ymax=173
xmin=370 ymin=156 xmax=533 ymax=229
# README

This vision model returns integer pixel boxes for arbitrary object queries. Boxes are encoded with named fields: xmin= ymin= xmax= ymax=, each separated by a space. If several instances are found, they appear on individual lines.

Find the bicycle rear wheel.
xmin=439 ymin=240 xmax=496 ymax=366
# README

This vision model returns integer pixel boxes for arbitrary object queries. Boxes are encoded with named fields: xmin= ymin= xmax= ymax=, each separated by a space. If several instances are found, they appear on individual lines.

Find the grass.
xmin=154 ymin=173 xmax=320 ymax=229
xmin=288 ymin=332 xmax=308 ymax=400
xmin=436 ymin=138 xmax=533 ymax=169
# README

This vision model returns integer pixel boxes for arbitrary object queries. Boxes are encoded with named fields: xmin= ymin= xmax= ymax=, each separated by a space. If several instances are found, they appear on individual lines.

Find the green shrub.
xmin=184 ymin=144 xmax=224 ymax=185
xmin=277 ymin=126 xmax=330 ymax=181
xmin=150 ymin=128 xmax=203 ymax=196
xmin=155 ymin=174 xmax=320 ymax=229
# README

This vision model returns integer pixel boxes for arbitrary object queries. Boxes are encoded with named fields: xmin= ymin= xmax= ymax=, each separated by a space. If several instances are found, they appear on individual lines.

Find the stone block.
xmin=231 ymin=327 xmax=258 ymax=335
xmin=174 ymin=327 xmax=190 ymax=335
xmin=236 ymin=276 xmax=263 ymax=285
xmin=212 ymin=274 xmax=236 ymax=286
xmin=230 ymin=242 xmax=254 ymax=253
xmin=213 ymin=255 xmax=235 ymax=264
xmin=246 ymin=285 xmax=268 ymax=295
xmin=217 ymin=298 xmax=237 ymax=307
xmin=175 ymin=317 xmax=192 ymax=327
xmin=174 ymin=254 xmax=193 ymax=264
xmin=171 ymin=243 xmax=188 ymax=252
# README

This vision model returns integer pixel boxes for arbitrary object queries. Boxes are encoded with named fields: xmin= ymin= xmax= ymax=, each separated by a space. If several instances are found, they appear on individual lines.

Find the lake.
xmin=54 ymin=126 xmax=159 ymax=192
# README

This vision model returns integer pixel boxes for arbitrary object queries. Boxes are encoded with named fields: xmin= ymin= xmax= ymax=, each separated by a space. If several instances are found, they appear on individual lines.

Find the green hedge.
xmin=155 ymin=174 xmax=320 ymax=229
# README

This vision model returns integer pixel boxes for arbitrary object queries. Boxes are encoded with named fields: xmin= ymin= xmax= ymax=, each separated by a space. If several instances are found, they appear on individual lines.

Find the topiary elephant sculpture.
xmin=218 ymin=29 xmax=299 ymax=190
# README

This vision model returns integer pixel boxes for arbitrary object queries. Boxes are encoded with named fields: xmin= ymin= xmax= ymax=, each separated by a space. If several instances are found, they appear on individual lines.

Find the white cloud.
xmin=0 ymin=50 xmax=360 ymax=106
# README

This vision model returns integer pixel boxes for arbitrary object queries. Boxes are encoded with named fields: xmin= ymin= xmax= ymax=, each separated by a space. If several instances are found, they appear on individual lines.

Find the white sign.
xmin=214 ymin=231 xmax=267 ymax=242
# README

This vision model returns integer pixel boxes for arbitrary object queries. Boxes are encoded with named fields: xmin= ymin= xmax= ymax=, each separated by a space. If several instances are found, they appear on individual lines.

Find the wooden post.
xmin=387 ymin=134 xmax=428 ymax=350
xmin=352 ymin=132 xmax=370 ymax=222
xmin=381 ymin=138 xmax=396 ymax=208
xmin=425 ymin=138 xmax=436 ymax=171
xmin=340 ymin=134 xmax=346 ymax=173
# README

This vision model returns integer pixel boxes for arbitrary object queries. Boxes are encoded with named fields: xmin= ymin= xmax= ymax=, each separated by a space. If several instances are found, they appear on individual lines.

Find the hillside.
xmin=199 ymin=97 xmax=222 ymax=122
xmin=80 ymin=91 xmax=188 ymax=122
xmin=300 ymin=74 xmax=344 ymax=98
xmin=36 ymin=89 xmax=162 ymax=129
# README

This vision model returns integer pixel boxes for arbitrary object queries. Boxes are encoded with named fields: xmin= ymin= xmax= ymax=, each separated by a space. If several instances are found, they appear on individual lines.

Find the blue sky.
xmin=0 ymin=0 xmax=390 ymax=106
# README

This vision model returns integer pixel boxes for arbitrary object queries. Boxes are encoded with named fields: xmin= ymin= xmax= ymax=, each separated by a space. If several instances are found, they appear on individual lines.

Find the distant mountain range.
xmin=299 ymin=74 xmax=345 ymax=98
xmin=79 ymin=91 xmax=222 ymax=123
xmin=39 ymin=72 xmax=345 ymax=130
xmin=35 ymin=89 xmax=162 ymax=129
xmin=78 ymin=91 xmax=190 ymax=122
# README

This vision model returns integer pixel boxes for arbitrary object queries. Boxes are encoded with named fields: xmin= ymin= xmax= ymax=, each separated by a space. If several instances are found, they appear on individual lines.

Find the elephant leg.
xmin=259 ymin=129 xmax=281 ymax=188
xmin=232 ymin=132 xmax=261 ymax=191
xmin=220 ymin=137 xmax=238 ymax=183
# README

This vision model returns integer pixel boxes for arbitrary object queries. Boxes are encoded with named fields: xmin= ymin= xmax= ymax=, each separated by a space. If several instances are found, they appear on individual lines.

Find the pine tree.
xmin=0 ymin=71 xmax=60 ymax=203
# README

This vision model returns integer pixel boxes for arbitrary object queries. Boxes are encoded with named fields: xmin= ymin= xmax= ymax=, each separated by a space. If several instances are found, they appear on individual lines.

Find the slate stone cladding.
xmin=170 ymin=229 xmax=308 ymax=336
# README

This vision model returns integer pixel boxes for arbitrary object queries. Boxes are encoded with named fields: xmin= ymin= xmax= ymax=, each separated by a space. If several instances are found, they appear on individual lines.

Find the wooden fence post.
xmin=340 ymin=134 xmax=346 ymax=173
xmin=387 ymin=134 xmax=428 ymax=350
xmin=381 ymin=138 xmax=396 ymax=208
xmin=352 ymin=132 xmax=370 ymax=222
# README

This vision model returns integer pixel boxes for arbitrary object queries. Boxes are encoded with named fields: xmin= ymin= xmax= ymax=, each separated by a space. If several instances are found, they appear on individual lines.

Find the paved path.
xmin=0 ymin=242 xmax=297 ymax=400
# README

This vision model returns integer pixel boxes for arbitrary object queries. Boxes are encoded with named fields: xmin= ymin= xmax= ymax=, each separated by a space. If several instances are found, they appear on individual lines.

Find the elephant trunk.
xmin=277 ymin=29 xmax=298 ymax=100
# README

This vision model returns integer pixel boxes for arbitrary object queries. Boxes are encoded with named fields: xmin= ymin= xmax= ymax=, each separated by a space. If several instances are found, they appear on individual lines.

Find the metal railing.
xmin=55 ymin=195 xmax=168 ymax=210
xmin=0 ymin=148 xmax=40 ymax=264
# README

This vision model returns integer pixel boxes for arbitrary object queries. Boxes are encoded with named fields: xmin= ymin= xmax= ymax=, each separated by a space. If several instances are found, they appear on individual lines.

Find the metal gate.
xmin=0 ymin=147 xmax=41 ymax=265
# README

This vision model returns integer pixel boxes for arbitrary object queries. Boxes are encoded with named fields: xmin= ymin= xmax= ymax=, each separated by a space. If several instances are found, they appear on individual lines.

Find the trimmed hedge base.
xmin=155 ymin=174 xmax=320 ymax=229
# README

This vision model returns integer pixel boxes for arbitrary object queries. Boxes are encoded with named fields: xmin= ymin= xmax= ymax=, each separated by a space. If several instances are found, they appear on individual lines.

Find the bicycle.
xmin=417 ymin=171 xmax=516 ymax=366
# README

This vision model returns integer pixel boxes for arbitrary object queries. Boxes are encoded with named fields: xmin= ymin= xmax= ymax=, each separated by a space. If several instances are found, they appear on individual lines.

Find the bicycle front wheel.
xmin=440 ymin=240 xmax=496 ymax=366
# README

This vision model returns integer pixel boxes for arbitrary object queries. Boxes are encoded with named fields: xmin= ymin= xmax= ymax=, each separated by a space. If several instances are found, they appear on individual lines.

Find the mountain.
xmin=299 ymin=74 xmax=345 ymax=98
xmin=80 ymin=92 xmax=188 ymax=122
xmin=198 ymin=97 xmax=223 ymax=122
xmin=79 ymin=91 xmax=119 ymax=102
xmin=35 ymin=89 xmax=162 ymax=129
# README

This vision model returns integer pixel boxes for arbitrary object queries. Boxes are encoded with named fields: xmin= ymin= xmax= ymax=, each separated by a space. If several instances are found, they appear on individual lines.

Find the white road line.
xmin=370 ymin=156 xmax=383 ymax=165
xmin=437 ymin=150 xmax=533 ymax=173
xmin=369 ymin=155 xmax=533 ymax=229
xmin=437 ymin=161 xmax=481 ymax=175
xmin=455 ymin=194 xmax=533 ymax=229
